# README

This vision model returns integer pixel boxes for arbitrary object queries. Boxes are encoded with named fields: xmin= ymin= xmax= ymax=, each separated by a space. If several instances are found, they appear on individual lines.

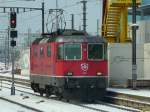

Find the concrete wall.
xmin=136 ymin=21 xmax=145 ymax=43
xmin=135 ymin=20 xmax=150 ymax=43
xmin=108 ymin=43 xmax=145 ymax=87
xmin=144 ymin=43 xmax=150 ymax=79
xmin=19 ymin=48 xmax=30 ymax=76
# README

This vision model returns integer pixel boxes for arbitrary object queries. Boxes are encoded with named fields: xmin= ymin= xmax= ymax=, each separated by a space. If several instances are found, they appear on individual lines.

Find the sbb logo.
xmin=81 ymin=63 xmax=88 ymax=72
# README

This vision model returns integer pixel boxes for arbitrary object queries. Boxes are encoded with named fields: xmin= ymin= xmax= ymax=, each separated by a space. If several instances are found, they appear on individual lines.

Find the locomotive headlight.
xmin=67 ymin=72 xmax=73 ymax=76
xmin=97 ymin=72 xmax=102 ymax=76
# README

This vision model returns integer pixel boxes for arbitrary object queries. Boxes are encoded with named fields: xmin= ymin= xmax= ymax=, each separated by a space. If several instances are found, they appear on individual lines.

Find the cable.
xmin=60 ymin=1 xmax=80 ymax=9
xmin=0 ymin=0 xmax=19 ymax=3
xmin=0 ymin=0 xmax=35 ymax=3
xmin=46 ymin=12 xmax=51 ymax=33
xmin=18 ymin=9 xmax=50 ymax=22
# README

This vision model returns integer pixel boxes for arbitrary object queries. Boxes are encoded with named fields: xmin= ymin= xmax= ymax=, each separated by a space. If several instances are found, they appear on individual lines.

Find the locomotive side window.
xmin=57 ymin=44 xmax=64 ymax=59
xmin=40 ymin=47 xmax=44 ymax=57
xmin=47 ymin=45 xmax=51 ymax=57
xmin=64 ymin=44 xmax=81 ymax=60
xmin=88 ymin=44 xmax=104 ymax=60
xmin=34 ymin=48 xmax=37 ymax=57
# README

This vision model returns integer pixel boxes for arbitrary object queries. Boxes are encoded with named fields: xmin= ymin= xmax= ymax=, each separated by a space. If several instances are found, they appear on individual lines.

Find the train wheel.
xmin=58 ymin=95 xmax=63 ymax=100
xmin=45 ymin=88 xmax=50 ymax=98
xmin=39 ymin=90 xmax=44 ymax=96
xmin=40 ymin=92 xmax=43 ymax=96
xmin=66 ymin=99 xmax=70 ymax=102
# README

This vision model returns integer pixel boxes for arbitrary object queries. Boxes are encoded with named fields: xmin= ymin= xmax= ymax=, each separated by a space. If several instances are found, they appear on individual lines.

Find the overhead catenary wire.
xmin=0 ymin=0 xmax=21 ymax=3
xmin=17 ymin=9 xmax=50 ymax=23
xmin=0 ymin=0 xmax=98 ymax=21
xmin=0 ymin=0 xmax=101 ymax=33
xmin=0 ymin=0 xmax=35 ymax=3
xmin=46 ymin=10 xmax=66 ymax=33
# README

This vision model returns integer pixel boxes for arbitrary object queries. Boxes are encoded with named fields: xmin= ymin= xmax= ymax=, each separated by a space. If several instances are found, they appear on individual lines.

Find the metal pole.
xmin=11 ymin=45 xmax=15 ymax=95
xmin=42 ymin=2 xmax=45 ymax=35
xmin=29 ymin=28 xmax=31 ymax=46
xmin=56 ymin=0 xmax=59 ymax=31
xmin=97 ymin=19 xmax=99 ymax=36
xmin=27 ymin=28 xmax=30 ymax=47
xmin=8 ymin=27 xmax=10 ymax=66
xmin=10 ymin=11 xmax=15 ymax=95
xmin=81 ymin=0 xmax=87 ymax=32
xmin=132 ymin=0 xmax=137 ymax=90
xmin=71 ymin=14 xmax=74 ymax=30
xmin=5 ymin=34 xmax=7 ymax=69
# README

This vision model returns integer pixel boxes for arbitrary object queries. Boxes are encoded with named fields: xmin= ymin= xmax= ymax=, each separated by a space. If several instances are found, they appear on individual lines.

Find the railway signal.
xmin=10 ymin=30 xmax=17 ymax=47
xmin=10 ymin=12 xmax=17 ymax=28
xmin=10 ymin=30 xmax=18 ymax=38
xmin=10 ymin=12 xmax=17 ymax=95
xmin=10 ymin=40 xmax=16 ymax=47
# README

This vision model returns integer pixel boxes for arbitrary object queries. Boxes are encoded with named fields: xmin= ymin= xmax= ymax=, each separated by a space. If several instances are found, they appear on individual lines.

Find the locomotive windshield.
xmin=57 ymin=43 xmax=81 ymax=60
xmin=64 ymin=44 xmax=81 ymax=60
xmin=88 ymin=44 xmax=104 ymax=60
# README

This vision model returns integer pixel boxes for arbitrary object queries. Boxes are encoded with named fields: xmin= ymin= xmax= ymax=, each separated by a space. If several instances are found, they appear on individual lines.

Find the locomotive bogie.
xmin=31 ymin=75 xmax=108 ymax=100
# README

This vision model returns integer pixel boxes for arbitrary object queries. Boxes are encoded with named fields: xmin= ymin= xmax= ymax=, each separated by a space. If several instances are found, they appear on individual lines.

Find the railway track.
xmin=0 ymin=76 xmax=148 ymax=111
xmin=71 ymin=101 xmax=140 ymax=112
xmin=0 ymin=75 xmax=147 ymax=111
xmin=0 ymin=77 xmax=140 ymax=112
xmin=1 ymin=85 xmax=127 ymax=112
xmin=0 ymin=75 xmax=30 ymax=87
xmin=0 ymin=97 xmax=43 ymax=112
xmin=0 ymin=79 xmax=42 ymax=112
xmin=105 ymin=91 xmax=150 ymax=111
xmin=2 ymin=82 xmax=131 ymax=112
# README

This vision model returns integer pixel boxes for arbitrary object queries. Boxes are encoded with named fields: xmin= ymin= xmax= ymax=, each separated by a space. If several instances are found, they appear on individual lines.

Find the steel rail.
xmin=104 ymin=96 xmax=150 ymax=111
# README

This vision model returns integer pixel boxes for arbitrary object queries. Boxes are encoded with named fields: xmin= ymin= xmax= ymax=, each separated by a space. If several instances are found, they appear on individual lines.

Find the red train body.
xmin=30 ymin=30 xmax=108 ymax=100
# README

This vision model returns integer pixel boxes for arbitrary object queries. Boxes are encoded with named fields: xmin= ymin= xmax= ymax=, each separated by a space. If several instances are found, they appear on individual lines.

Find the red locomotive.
xmin=30 ymin=29 xmax=108 ymax=100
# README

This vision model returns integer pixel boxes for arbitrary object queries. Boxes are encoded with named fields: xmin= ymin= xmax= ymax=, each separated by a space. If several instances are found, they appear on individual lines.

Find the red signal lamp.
xmin=10 ymin=12 xmax=17 ymax=28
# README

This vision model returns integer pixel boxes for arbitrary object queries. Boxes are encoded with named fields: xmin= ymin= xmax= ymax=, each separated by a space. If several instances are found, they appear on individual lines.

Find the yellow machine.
xmin=102 ymin=0 xmax=141 ymax=43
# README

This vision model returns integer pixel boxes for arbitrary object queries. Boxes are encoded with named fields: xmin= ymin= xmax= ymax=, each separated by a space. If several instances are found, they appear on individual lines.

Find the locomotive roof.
xmin=32 ymin=30 xmax=106 ymax=44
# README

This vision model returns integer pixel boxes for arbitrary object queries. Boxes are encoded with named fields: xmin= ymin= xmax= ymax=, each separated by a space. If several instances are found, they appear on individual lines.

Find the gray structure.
xmin=128 ymin=1 xmax=150 ymax=43
xmin=129 ymin=0 xmax=150 ymax=20
xmin=108 ymin=1 xmax=150 ymax=87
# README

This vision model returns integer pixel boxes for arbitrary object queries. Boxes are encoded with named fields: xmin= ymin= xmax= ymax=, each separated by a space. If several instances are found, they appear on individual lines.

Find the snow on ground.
xmin=0 ymin=99 xmax=35 ymax=112
xmin=84 ymin=104 xmax=136 ymax=112
xmin=0 ymin=62 xmax=29 ymax=80
xmin=0 ymin=86 xmax=132 ymax=112
xmin=3 ymin=80 xmax=140 ymax=112
xmin=107 ymin=88 xmax=150 ymax=98
xmin=0 ymin=71 xmax=29 ymax=80
xmin=0 ymin=62 xmax=11 ymax=73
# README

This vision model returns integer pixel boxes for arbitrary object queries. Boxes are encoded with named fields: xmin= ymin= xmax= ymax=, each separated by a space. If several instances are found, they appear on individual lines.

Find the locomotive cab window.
xmin=64 ymin=44 xmax=81 ymax=60
xmin=57 ymin=44 xmax=64 ymax=59
xmin=47 ymin=45 xmax=51 ymax=57
xmin=34 ymin=48 xmax=37 ymax=57
xmin=40 ymin=47 xmax=44 ymax=57
xmin=88 ymin=44 xmax=104 ymax=60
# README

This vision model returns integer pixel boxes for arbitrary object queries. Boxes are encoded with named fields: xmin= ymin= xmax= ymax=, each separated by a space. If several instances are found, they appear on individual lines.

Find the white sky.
xmin=0 ymin=0 xmax=103 ymax=35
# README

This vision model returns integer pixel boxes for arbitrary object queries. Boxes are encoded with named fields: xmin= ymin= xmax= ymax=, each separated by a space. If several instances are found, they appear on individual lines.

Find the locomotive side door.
xmin=50 ymin=42 xmax=56 ymax=75
xmin=39 ymin=45 xmax=45 ymax=74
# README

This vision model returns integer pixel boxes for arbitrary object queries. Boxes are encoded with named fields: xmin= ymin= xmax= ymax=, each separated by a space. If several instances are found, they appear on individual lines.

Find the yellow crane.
xmin=102 ymin=0 xmax=141 ymax=43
